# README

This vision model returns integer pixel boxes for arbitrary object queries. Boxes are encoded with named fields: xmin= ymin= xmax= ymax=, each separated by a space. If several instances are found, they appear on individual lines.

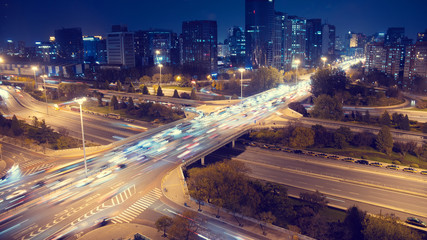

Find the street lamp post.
xmin=321 ymin=56 xmax=327 ymax=68
xmin=158 ymin=64 xmax=163 ymax=88
xmin=31 ymin=66 xmax=38 ymax=89
xmin=41 ymin=75 xmax=49 ymax=115
xmin=238 ymin=68 xmax=245 ymax=99
xmin=293 ymin=59 xmax=301 ymax=84
xmin=0 ymin=57 xmax=4 ymax=79
xmin=75 ymin=97 xmax=88 ymax=177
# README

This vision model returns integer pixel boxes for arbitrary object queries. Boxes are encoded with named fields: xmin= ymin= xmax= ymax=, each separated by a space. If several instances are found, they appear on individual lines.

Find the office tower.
xmin=227 ymin=26 xmax=246 ymax=68
xmin=287 ymin=15 xmax=306 ymax=68
xmin=385 ymin=27 xmax=405 ymax=45
xmin=107 ymin=25 xmax=135 ymax=68
xmin=134 ymin=30 xmax=179 ymax=67
xmin=306 ymin=19 xmax=322 ymax=67
xmin=322 ymin=24 xmax=335 ymax=58
xmin=181 ymin=20 xmax=218 ymax=74
xmin=245 ymin=0 xmax=275 ymax=68
xmin=54 ymin=27 xmax=84 ymax=62
xmin=35 ymin=41 xmax=57 ymax=63
xmin=271 ymin=12 xmax=286 ymax=70
xmin=83 ymin=36 xmax=107 ymax=64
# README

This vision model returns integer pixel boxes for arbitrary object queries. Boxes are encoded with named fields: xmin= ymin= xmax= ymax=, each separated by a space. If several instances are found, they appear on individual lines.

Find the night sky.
xmin=1 ymin=0 xmax=426 ymax=46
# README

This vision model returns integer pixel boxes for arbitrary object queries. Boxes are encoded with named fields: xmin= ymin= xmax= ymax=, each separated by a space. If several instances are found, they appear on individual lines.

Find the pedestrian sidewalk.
xmin=161 ymin=165 xmax=314 ymax=240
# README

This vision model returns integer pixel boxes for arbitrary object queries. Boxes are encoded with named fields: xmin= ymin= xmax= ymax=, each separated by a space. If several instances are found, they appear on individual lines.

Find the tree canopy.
xmin=310 ymin=68 xmax=349 ymax=97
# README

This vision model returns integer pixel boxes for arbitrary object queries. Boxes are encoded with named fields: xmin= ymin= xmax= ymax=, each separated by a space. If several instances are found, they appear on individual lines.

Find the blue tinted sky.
xmin=1 ymin=0 xmax=426 ymax=45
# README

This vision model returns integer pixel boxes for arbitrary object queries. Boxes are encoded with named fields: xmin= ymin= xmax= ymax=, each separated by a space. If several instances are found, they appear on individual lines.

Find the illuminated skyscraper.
xmin=54 ymin=27 xmax=84 ymax=63
xmin=181 ymin=20 xmax=218 ymax=75
xmin=245 ymin=0 xmax=275 ymax=68
xmin=227 ymin=26 xmax=246 ymax=68
xmin=306 ymin=19 xmax=322 ymax=66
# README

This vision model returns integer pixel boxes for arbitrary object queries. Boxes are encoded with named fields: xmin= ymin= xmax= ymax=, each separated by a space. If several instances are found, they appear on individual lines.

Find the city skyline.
xmin=1 ymin=0 xmax=426 ymax=45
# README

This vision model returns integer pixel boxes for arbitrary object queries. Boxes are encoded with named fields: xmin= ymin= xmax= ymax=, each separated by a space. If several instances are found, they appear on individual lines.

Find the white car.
xmin=6 ymin=189 xmax=27 ymax=201
xmin=75 ymin=177 xmax=95 ymax=187
xmin=97 ymin=170 xmax=112 ymax=179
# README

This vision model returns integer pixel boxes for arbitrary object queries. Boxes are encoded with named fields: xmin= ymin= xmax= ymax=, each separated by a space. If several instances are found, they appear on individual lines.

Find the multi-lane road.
xmin=232 ymin=147 xmax=427 ymax=224
xmin=0 ymin=78 xmax=310 ymax=239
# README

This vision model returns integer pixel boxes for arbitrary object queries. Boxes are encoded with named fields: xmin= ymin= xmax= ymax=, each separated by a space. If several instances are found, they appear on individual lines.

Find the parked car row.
xmin=245 ymin=141 xmax=427 ymax=176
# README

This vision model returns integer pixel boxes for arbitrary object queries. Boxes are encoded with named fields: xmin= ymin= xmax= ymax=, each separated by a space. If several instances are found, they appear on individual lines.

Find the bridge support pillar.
xmin=231 ymin=140 xmax=235 ymax=148
xmin=201 ymin=156 xmax=205 ymax=166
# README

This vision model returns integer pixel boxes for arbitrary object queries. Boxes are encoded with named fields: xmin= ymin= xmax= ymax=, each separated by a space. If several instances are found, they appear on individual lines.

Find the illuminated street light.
xmin=155 ymin=50 xmax=161 ymax=65
xmin=41 ymin=75 xmax=49 ymax=115
xmin=293 ymin=59 xmax=301 ymax=84
xmin=238 ymin=68 xmax=245 ymax=99
xmin=321 ymin=56 xmax=327 ymax=68
xmin=31 ymin=66 xmax=38 ymax=88
xmin=75 ymin=97 xmax=88 ymax=177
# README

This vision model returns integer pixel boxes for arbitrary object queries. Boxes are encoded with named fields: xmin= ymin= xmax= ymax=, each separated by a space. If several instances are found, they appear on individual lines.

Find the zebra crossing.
xmin=22 ymin=163 xmax=53 ymax=176
xmin=112 ymin=188 xmax=162 ymax=224
xmin=111 ymin=185 xmax=136 ymax=206
xmin=19 ymin=160 xmax=44 ymax=169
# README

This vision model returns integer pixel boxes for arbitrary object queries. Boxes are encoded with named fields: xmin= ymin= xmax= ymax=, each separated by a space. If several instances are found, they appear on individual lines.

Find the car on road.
xmin=97 ymin=169 xmax=112 ymax=179
xmin=342 ymin=157 xmax=355 ymax=163
xmin=293 ymin=150 xmax=303 ymax=154
xmin=403 ymin=167 xmax=417 ymax=173
xmin=369 ymin=162 xmax=383 ymax=167
xmin=270 ymin=146 xmax=281 ymax=151
xmin=386 ymin=165 xmax=399 ymax=170
xmin=6 ymin=189 xmax=27 ymax=201
xmin=327 ymin=155 xmax=340 ymax=160
xmin=421 ymin=171 xmax=427 ymax=175
xmin=406 ymin=217 xmax=426 ymax=228
xmin=32 ymin=180 xmax=45 ymax=189
xmin=306 ymin=151 xmax=317 ymax=156
xmin=355 ymin=160 xmax=369 ymax=165
xmin=282 ymin=148 xmax=293 ymax=153
xmin=248 ymin=142 xmax=257 ymax=147
xmin=316 ymin=153 xmax=328 ymax=158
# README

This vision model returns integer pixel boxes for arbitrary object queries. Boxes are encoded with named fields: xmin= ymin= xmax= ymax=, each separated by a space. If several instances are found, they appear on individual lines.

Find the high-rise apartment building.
xmin=227 ymin=26 xmax=246 ymax=68
xmin=54 ymin=27 xmax=84 ymax=62
xmin=306 ymin=19 xmax=322 ymax=66
xmin=365 ymin=43 xmax=387 ymax=73
xmin=245 ymin=0 xmax=275 ymax=68
xmin=181 ymin=20 xmax=218 ymax=75
xmin=107 ymin=25 xmax=135 ymax=68
xmin=404 ymin=42 xmax=427 ymax=79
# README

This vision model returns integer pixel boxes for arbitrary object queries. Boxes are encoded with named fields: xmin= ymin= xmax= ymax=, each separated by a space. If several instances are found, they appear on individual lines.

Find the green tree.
xmin=311 ymin=68 xmax=349 ymax=97
xmin=249 ymin=66 xmax=283 ymax=93
xmin=168 ymin=210 xmax=201 ymax=240
xmin=311 ymin=94 xmax=343 ymax=120
xmin=288 ymin=102 xmax=308 ymax=117
xmin=336 ymin=126 xmax=353 ymax=142
xmin=299 ymin=190 xmax=328 ymax=213
xmin=172 ymin=89 xmax=180 ymax=98
xmin=376 ymin=126 xmax=393 ymax=155
xmin=127 ymin=97 xmax=135 ymax=110
xmin=379 ymin=111 xmax=391 ymax=126
xmin=363 ymin=214 xmax=422 ymax=240
xmin=312 ymin=124 xmax=333 ymax=147
xmin=422 ymin=122 xmax=427 ymax=133
xmin=142 ymin=85 xmax=150 ymax=95
xmin=399 ymin=114 xmax=410 ymax=131
xmin=11 ymin=115 xmax=23 ymax=136
xmin=157 ymin=86 xmax=164 ymax=96
xmin=190 ymin=88 xmax=198 ymax=100
xmin=116 ymin=81 xmax=123 ymax=91
xmin=344 ymin=206 xmax=366 ymax=240
xmin=155 ymin=216 xmax=173 ymax=237
xmin=258 ymin=211 xmax=276 ymax=236
xmin=110 ymin=95 xmax=119 ymax=110
xmin=140 ymin=75 xmax=151 ymax=83
xmin=290 ymin=127 xmax=315 ymax=148
xmin=58 ymin=83 xmax=89 ymax=100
